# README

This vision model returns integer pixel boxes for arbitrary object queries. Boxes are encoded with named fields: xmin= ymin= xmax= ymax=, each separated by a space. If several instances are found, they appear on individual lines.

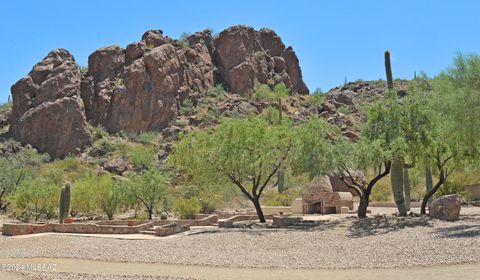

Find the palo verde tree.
xmin=291 ymin=116 xmax=393 ymax=218
xmin=123 ymin=169 xmax=170 ymax=220
xmin=170 ymin=116 xmax=294 ymax=223
xmin=0 ymin=146 xmax=49 ymax=211
xmin=416 ymin=54 xmax=480 ymax=214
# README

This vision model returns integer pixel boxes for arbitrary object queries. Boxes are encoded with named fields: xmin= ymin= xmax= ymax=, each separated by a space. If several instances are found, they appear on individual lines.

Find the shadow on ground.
xmin=345 ymin=215 xmax=433 ymax=238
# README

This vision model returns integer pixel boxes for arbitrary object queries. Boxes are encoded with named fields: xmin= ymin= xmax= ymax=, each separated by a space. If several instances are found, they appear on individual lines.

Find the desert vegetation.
xmin=0 ymin=50 xmax=478 ymax=225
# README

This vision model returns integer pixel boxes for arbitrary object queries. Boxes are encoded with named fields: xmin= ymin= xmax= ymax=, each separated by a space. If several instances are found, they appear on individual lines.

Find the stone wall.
xmin=2 ymin=221 xmax=153 ymax=236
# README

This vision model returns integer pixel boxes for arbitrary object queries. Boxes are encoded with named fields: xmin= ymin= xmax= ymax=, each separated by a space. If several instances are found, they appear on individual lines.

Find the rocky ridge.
xmin=8 ymin=26 xmax=310 ymax=157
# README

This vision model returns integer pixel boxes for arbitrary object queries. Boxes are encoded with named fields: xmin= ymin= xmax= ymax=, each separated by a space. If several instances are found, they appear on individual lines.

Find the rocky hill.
xmin=6 ymin=25 xmax=310 ymax=158
xmin=1 ymin=25 xmax=409 ymax=159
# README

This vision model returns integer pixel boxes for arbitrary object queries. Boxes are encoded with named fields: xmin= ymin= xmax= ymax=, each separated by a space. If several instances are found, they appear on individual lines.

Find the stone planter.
xmin=64 ymin=218 xmax=74 ymax=224
xmin=127 ymin=220 xmax=135 ymax=226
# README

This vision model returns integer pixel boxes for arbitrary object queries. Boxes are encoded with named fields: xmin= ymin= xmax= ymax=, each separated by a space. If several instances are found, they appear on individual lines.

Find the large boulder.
xmin=429 ymin=194 xmax=461 ymax=221
xmin=213 ymin=26 xmax=309 ymax=95
xmin=10 ymin=49 xmax=92 ymax=158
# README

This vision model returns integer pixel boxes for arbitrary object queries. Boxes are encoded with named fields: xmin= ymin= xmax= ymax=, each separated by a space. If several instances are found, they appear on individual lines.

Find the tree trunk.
xmin=252 ymin=197 xmax=266 ymax=223
xmin=421 ymin=173 xmax=446 ymax=215
xmin=425 ymin=166 xmax=433 ymax=205
xmin=403 ymin=168 xmax=411 ymax=211
xmin=357 ymin=194 xmax=369 ymax=218
xmin=391 ymin=157 xmax=407 ymax=216
xmin=147 ymin=208 xmax=153 ymax=220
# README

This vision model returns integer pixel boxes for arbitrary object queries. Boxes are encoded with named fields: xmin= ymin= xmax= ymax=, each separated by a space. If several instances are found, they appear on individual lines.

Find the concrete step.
xmin=139 ymin=230 xmax=156 ymax=235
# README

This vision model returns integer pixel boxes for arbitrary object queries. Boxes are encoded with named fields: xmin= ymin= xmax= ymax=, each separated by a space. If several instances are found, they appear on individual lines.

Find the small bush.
xmin=262 ymin=188 xmax=301 ymax=206
xmin=174 ymin=197 xmax=201 ymax=219
xmin=71 ymin=172 xmax=99 ymax=217
xmin=134 ymin=132 xmax=158 ymax=145
xmin=437 ymin=182 xmax=470 ymax=201
xmin=307 ymin=89 xmax=325 ymax=107
xmin=253 ymin=82 xmax=288 ymax=102
xmin=208 ymin=84 xmax=225 ymax=98
xmin=126 ymin=145 xmax=156 ymax=170
xmin=12 ymin=177 xmax=59 ymax=221
xmin=370 ymin=175 xmax=392 ymax=202
xmin=178 ymin=32 xmax=191 ymax=48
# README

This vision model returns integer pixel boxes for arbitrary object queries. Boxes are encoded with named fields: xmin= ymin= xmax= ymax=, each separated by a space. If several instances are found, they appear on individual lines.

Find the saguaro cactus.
xmin=59 ymin=181 xmax=71 ymax=223
xmin=385 ymin=50 xmax=393 ymax=90
xmin=391 ymin=157 xmax=407 ymax=216
xmin=403 ymin=168 xmax=411 ymax=211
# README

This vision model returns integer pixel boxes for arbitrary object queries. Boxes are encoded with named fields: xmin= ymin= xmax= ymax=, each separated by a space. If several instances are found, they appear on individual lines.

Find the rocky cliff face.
xmin=9 ymin=49 xmax=92 ymax=158
xmin=9 ymin=26 xmax=309 ymax=157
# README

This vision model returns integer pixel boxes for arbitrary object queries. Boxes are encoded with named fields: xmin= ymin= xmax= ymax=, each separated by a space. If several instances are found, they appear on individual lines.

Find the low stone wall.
xmin=155 ymin=223 xmax=190 ymax=237
xmin=272 ymin=215 xmax=302 ymax=227
xmin=153 ymin=214 xmax=218 ymax=227
xmin=2 ymin=222 xmax=153 ymax=236
xmin=218 ymin=214 xmax=274 ymax=228
xmin=261 ymin=206 xmax=292 ymax=215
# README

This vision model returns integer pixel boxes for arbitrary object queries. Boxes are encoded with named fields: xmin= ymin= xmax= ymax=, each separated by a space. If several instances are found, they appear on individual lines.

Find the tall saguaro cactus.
xmin=385 ymin=50 xmax=407 ymax=216
xmin=403 ymin=168 xmax=411 ymax=211
xmin=391 ymin=157 xmax=407 ymax=216
xmin=385 ymin=50 xmax=394 ymax=90
xmin=59 ymin=181 xmax=71 ymax=223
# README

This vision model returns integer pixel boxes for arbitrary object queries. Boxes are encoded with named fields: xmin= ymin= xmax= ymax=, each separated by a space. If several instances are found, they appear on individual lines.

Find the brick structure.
xmin=302 ymin=176 xmax=354 ymax=214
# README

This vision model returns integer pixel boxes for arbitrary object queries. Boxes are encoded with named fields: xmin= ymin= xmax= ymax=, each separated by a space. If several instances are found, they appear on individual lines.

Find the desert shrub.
xmin=130 ymin=131 xmax=158 ymax=145
xmin=262 ymin=106 xmax=281 ymax=125
xmin=370 ymin=175 xmax=392 ymax=202
xmin=127 ymin=145 xmax=156 ymax=170
xmin=253 ymin=82 xmax=289 ymax=102
xmin=0 ymin=147 xmax=49 ymax=211
xmin=437 ymin=181 xmax=470 ymax=202
xmin=208 ymin=84 xmax=225 ymax=98
xmin=337 ymin=105 xmax=351 ymax=114
xmin=179 ymin=98 xmax=194 ymax=116
xmin=307 ymin=89 xmax=325 ymax=107
xmin=178 ymin=32 xmax=191 ymax=48
xmin=40 ymin=156 xmax=87 ymax=184
xmin=0 ymin=100 xmax=12 ymax=112
xmin=95 ymin=175 xmax=127 ymax=220
xmin=90 ymin=138 xmax=117 ymax=156
xmin=89 ymin=125 xmax=109 ymax=141
xmin=262 ymin=188 xmax=301 ymax=206
xmin=12 ymin=177 xmax=59 ymax=221
xmin=71 ymin=172 xmax=98 ymax=217
xmin=123 ymin=169 xmax=171 ymax=219
xmin=174 ymin=197 xmax=201 ymax=219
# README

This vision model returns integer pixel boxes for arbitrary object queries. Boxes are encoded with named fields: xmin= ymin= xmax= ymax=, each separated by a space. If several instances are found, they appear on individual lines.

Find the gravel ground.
xmin=1 ymin=206 xmax=479 ymax=269
xmin=21 ymin=272 xmax=197 ymax=280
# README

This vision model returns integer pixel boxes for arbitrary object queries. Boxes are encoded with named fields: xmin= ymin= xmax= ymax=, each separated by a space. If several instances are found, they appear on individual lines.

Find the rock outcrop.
xmin=214 ymin=26 xmax=309 ymax=95
xmin=9 ymin=49 xmax=92 ymax=158
xmin=81 ymin=30 xmax=215 ymax=133
xmin=10 ymin=26 xmax=309 ymax=157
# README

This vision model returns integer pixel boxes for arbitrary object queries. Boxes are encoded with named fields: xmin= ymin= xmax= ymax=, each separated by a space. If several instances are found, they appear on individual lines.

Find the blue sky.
xmin=0 ymin=0 xmax=479 ymax=102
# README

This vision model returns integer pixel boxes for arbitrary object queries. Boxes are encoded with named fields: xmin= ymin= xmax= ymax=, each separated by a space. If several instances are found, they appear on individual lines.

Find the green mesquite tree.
xmin=171 ymin=116 xmax=293 ymax=223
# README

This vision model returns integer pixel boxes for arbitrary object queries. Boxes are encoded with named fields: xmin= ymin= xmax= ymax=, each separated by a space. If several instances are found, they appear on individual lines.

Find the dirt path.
xmin=1 ymin=258 xmax=479 ymax=280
